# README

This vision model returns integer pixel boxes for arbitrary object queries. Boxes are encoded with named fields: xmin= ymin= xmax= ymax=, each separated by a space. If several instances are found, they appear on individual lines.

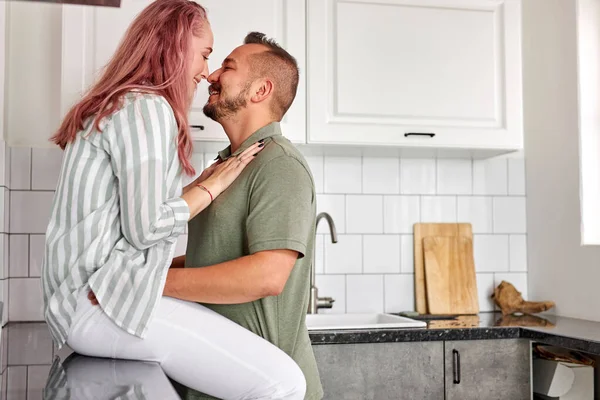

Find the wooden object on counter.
xmin=413 ymin=223 xmax=472 ymax=314
xmin=492 ymin=280 xmax=555 ymax=316
xmin=423 ymin=236 xmax=479 ymax=315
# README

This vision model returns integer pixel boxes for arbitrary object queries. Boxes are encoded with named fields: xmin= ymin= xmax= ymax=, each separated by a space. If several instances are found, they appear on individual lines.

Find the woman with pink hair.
xmin=41 ymin=1 xmax=306 ymax=398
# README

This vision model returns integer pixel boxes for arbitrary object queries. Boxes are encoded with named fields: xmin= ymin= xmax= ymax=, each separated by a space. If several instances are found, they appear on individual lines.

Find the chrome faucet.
xmin=308 ymin=212 xmax=338 ymax=314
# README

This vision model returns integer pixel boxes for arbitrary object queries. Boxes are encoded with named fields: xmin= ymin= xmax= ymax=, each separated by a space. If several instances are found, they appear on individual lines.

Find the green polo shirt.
xmin=183 ymin=122 xmax=323 ymax=400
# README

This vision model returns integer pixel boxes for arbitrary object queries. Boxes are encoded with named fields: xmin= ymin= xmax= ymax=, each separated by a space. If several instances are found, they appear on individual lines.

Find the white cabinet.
xmin=307 ymin=0 xmax=523 ymax=151
xmin=61 ymin=0 xmax=306 ymax=144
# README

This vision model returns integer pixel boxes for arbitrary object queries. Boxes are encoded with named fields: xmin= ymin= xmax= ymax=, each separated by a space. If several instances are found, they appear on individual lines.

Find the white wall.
xmin=5 ymin=2 xmax=62 ymax=148
xmin=524 ymin=0 xmax=600 ymax=321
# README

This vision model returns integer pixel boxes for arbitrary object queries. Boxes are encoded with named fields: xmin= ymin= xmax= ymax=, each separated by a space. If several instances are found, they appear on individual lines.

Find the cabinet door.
xmin=307 ymin=0 xmax=523 ymax=150
xmin=61 ymin=0 xmax=306 ymax=143
xmin=313 ymin=342 xmax=444 ymax=400
xmin=445 ymin=339 xmax=531 ymax=400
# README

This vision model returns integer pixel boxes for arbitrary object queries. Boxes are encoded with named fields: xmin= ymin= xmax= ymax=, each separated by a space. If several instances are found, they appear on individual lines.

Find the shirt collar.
xmin=217 ymin=122 xmax=282 ymax=160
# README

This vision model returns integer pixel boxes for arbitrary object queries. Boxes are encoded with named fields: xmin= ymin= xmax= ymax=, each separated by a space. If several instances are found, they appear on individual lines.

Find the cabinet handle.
xmin=404 ymin=132 xmax=435 ymax=138
xmin=191 ymin=125 xmax=205 ymax=130
xmin=453 ymin=349 xmax=461 ymax=384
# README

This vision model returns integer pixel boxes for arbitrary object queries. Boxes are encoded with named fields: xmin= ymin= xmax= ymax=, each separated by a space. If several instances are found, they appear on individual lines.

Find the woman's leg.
xmin=67 ymin=291 xmax=306 ymax=400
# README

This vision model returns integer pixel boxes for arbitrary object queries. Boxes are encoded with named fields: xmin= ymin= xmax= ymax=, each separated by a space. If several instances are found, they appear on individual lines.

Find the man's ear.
xmin=251 ymin=79 xmax=274 ymax=104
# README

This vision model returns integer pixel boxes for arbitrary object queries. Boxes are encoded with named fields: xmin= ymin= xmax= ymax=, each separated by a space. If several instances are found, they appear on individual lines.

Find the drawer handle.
xmin=191 ymin=125 xmax=205 ymax=130
xmin=404 ymin=132 xmax=435 ymax=138
xmin=453 ymin=349 xmax=461 ymax=384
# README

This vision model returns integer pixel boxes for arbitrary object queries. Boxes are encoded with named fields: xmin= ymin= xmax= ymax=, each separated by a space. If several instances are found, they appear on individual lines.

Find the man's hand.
xmin=88 ymin=291 xmax=99 ymax=306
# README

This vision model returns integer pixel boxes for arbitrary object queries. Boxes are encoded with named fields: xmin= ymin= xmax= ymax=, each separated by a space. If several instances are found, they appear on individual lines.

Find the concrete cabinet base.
xmin=313 ymin=342 xmax=444 ymax=400
xmin=444 ymin=339 xmax=531 ymax=400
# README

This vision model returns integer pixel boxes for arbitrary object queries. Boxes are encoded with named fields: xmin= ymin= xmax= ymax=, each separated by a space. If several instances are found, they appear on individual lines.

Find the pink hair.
xmin=51 ymin=0 xmax=208 ymax=176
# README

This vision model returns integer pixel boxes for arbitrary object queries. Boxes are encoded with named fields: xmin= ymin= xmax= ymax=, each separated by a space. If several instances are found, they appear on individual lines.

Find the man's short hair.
xmin=244 ymin=32 xmax=300 ymax=120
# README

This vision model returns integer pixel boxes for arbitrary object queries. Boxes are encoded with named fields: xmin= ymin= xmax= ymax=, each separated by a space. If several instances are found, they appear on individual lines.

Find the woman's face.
xmin=189 ymin=23 xmax=214 ymax=98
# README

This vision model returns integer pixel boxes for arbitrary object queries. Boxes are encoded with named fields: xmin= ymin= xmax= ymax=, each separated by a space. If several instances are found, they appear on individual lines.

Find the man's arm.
xmin=163 ymin=249 xmax=297 ymax=303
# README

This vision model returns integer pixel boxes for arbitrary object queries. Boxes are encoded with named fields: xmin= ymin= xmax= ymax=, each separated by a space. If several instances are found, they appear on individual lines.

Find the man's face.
xmin=203 ymin=44 xmax=264 ymax=122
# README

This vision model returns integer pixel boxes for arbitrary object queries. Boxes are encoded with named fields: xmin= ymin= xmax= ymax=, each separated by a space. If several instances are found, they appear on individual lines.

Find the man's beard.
xmin=203 ymin=83 xmax=251 ymax=121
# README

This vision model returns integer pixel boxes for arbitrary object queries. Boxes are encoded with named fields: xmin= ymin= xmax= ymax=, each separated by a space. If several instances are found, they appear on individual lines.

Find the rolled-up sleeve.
xmin=107 ymin=95 xmax=189 ymax=250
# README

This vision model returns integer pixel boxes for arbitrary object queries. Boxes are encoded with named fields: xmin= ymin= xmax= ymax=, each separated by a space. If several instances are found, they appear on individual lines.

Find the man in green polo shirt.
xmin=164 ymin=32 xmax=323 ymax=400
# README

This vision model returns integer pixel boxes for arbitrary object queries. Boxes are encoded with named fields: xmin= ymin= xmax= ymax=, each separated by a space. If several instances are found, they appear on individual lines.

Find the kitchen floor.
xmin=0 ymin=322 xmax=182 ymax=399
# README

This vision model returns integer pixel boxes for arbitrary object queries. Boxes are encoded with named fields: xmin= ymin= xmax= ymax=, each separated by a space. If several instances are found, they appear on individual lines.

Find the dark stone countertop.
xmin=308 ymin=312 xmax=600 ymax=355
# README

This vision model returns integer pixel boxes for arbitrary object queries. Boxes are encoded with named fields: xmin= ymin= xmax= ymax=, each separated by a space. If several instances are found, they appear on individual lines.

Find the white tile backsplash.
xmin=324 ymin=157 xmax=361 ymax=194
xmin=0 ymin=235 xmax=5 ymax=280
xmin=9 ymin=148 xmax=30 ymax=190
xmin=363 ymin=235 xmax=400 ymax=274
xmin=473 ymin=158 xmax=508 ymax=195
xmin=325 ymin=235 xmax=362 ymax=274
xmin=316 ymin=194 xmax=346 ymax=234
xmin=7 ymin=324 xmax=53 ymax=365
xmin=437 ymin=159 xmax=472 ymax=195
xmin=2 ymin=148 xmax=527 ymax=321
xmin=31 ymin=148 xmax=63 ymax=190
xmin=314 ymin=235 xmax=324 ymax=274
xmin=362 ymin=157 xmax=400 ymax=194
xmin=315 ymin=274 xmax=346 ymax=314
xmin=473 ymin=235 xmax=509 ymax=273
xmin=346 ymin=275 xmax=384 ymax=313
xmin=9 ymin=278 xmax=43 ymax=321
xmin=0 ymin=141 xmax=6 ymax=188
xmin=29 ymin=235 xmax=44 ymax=278
xmin=509 ymin=235 xmax=528 ymax=272
xmin=6 ymin=366 xmax=26 ymax=400
xmin=421 ymin=196 xmax=457 ymax=223
xmin=384 ymin=274 xmax=414 ymax=313
xmin=400 ymin=159 xmax=435 ymax=195
xmin=400 ymin=235 xmax=414 ymax=274
xmin=508 ymin=157 xmax=526 ymax=195
xmin=493 ymin=197 xmax=527 ymax=233
xmin=9 ymin=236 xmax=28 ymax=278
xmin=477 ymin=273 xmax=496 ymax=312
xmin=346 ymin=195 xmax=383 ymax=233
xmin=0 ymin=189 xmax=5 ymax=234
xmin=457 ymin=196 xmax=493 ymax=233
xmin=9 ymin=192 xmax=54 ymax=234
xmin=383 ymin=196 xmax=420 ymax=234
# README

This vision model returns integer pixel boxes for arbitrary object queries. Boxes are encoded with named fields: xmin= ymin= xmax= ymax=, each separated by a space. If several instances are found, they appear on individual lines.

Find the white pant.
xmin=67 ymin=291 xmax=306 ymax=400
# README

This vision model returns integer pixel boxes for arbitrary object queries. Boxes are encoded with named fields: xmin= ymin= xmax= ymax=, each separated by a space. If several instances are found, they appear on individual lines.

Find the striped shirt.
xmin=42 ymin=92 xmax=190 ymax=347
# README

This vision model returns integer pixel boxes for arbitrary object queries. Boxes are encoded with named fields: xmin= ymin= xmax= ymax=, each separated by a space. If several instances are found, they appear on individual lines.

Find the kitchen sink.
xmin=305 ymin=313 xmax=427 ymax=331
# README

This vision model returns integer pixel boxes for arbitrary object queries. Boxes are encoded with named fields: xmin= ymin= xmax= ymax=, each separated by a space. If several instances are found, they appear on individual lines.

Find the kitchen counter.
xmin=309 ymin=312 xmax=600 ymax=356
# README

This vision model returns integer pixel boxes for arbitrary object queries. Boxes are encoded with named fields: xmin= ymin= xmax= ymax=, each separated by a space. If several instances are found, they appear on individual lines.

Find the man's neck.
xmin=221 ymin=115 xmax=275 ymax=153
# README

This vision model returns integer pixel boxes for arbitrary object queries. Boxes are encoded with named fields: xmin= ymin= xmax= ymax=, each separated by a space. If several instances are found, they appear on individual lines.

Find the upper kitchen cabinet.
xmin=306 ymin=0 xmax=523 ymax=151
xmin=61 ymin=0 xmax=306 ymax=144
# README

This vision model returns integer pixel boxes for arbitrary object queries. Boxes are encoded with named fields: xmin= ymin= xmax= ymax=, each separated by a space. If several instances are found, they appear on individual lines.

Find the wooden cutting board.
xmin=423 ymin=236 xmax=479 ymax=315
xmin=413 ymin=223 xmax=472 ymax=314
